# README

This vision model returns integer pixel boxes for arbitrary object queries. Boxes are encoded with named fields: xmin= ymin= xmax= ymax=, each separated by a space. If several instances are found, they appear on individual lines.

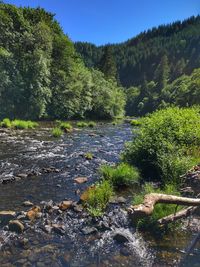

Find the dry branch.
xmin=128 ymin=193 xmax=200 ymax=220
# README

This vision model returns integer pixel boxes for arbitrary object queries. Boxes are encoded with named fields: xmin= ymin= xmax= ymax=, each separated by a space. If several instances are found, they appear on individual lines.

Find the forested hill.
xmin=0 ymin=3 xmax=125 ymax=120
xmin=75 ymin=16 xmax=200 ymax=87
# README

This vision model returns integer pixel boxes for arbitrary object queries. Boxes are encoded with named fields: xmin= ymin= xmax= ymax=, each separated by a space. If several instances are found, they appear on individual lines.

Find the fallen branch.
xmin=128 ymin=193 xmax=200 ymax=219
xmin=157 ymin=206 xmax=198 ymax=225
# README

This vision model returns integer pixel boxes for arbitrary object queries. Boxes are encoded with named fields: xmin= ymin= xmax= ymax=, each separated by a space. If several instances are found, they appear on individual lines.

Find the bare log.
xmin=128 ymin=193 xmax=200 ymax=219
xmin=157 ymin=206 xmax=198 ymax=225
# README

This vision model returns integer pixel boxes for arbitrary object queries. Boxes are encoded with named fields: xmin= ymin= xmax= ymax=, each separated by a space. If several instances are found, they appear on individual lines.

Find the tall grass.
xmin=99 ymin=163 xmax=140 ymax=187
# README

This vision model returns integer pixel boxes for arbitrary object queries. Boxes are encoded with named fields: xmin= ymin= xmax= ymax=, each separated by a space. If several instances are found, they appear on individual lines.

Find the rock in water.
xmin=74 ymin=177 xmax=88 ymax=184
xmin=23 ymin=201 xmax=34 ymax=207
xmin=59 ymin=201 xmax=73 ymax=211
xmin=113 ymin=230 xmax=131 ymax=243
xmin=0 ymin=211 xmax=16 ymax=225
xmin=9 ymin=220 xmax=24 ymax=233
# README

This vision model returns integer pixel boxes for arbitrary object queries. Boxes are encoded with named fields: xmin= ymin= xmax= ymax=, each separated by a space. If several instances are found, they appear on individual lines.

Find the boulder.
xmin=59 ymin=201 xmax=73 ymax=211
xmin=9 ymin=220 xmax=24 ymax=233
xmin=82 ymin=226 xmax=97 ymax=235
xmin=26 ymin=206 xmax=41 ymax=221
xmin=113 ymin=231 xmax=131 ymax=243
xmin=74 ymin=177 xmax=88 ymax=184
xmin=23 ymin=201 xmax=34 ymax=207
xmin=0 ymin=211 xmax=16 ymax=225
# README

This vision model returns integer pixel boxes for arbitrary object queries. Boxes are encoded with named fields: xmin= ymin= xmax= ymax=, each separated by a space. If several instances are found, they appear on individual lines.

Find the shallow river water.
xmin=0 ymin=122 xmax=199 ymax=267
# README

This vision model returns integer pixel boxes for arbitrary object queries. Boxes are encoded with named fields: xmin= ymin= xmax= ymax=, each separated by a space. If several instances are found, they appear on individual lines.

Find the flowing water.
xmin=0 ymin=122 xmax=199 ymax=267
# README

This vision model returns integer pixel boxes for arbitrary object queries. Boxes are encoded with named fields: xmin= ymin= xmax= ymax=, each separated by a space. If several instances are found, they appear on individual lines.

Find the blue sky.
xmin=4 ymin=0 xmax=200 ymax=45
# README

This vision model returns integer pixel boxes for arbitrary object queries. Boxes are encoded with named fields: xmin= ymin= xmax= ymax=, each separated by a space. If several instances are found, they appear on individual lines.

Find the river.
xmin=0 ymin=122 xmax=199 ymax=267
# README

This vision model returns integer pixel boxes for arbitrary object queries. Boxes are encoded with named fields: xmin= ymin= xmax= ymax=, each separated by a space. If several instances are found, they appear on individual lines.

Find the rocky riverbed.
xmin=0 ymin=123 xmax=199 ymax=267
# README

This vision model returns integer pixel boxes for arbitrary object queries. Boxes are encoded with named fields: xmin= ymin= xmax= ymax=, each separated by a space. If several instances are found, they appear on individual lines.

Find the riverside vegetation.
xmin=0 ymin=2 xmax=200 ymax=239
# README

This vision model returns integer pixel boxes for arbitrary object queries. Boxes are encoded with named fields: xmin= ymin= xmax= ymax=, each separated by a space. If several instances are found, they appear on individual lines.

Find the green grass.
xmin=99 ymin=163 xmax=140 ymax=187
xmin=77 ymin=121 xmax=88 ymax=127
xmin=88 ymin=121 xmax=96 ymax=127
xmin=85 ymin=152 xmax=93 ymax=160
xmin=59 ymin=122 xmax=73 ymax=131
xmin=0 ymin=118 xmax=12 ymax=128
xmin=130 ymin=119 xmax=141 ymax=127
xmin=52 ymin=127 xmax=63 ymax=137
xmin=0 ymin=119 xmax=38 ymax=129
xmin=85 ymin=180 xmax=114 ymax=217
xmin=11 ymin=120 xmax=38 ymax=129
xmin=133 ymin=183 xmax=182 ymax=233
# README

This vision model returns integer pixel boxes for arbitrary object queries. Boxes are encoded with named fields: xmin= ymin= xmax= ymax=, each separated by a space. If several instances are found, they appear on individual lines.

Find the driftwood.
xmin=158 ymin=206 xmax=198 ymax=225
xmin=128 ymin=193 xmax=200 ymax=221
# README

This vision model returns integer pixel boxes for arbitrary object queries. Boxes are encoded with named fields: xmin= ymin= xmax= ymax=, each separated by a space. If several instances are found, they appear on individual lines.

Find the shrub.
xmin=123 ymin=107 xmax=200 ymax=185
xmin=88 ymin=121 xmax=96 ymax=127
xmin=11 ymin=120 xmax=38 ymax=129
xmin=77 ymin=121 xmax=88 ymax=127
xmin=86 ymin=180 xmax=113 ymax=216
xmin=133 ymin=183 xmax=182 ymax=232
xmin=99 ymin=163 xmax=140 ymax=187
xmin=130 ymin=119 xmax=141 ymax=127
xmin=0 ymin=118 xmax=12 ymax=128
xmin=52 ymin=127 xmax=63 ymax=137
xmin=59 ymin=122 xmax=72 ymax=131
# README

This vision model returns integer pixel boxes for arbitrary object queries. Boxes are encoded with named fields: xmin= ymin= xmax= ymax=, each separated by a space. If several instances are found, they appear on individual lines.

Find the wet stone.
xmin=113 ymin=231 xmax=131 ymax=243
xmin=8 ymin=220 xmax=24 ymax=233
xmin=23 ymin=201 xmax=34 ymax=207
xmin=82 ymin=226 xmax=97 ymax=235
xmin=0 ymin=211 xmax=16 ymax=225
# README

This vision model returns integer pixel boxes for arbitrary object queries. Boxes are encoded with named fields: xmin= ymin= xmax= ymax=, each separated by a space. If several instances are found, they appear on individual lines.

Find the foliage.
xmin=123 ymin=107 xmax=200 ymax=185
xmin=88 ymin=121 xmax=96 ymax=127
xmin=76 ymin=15 xmax=200 ymax=88
xmin=0 ymin=3 xmax=125 ymax=121
xmin=84 ymin=152 xmax=93 ymax=160
xmin=11 ymin=120 xmax=38 ymax=129
xmin=77 ymin=121 xmax=88 ymax=127
xmin=130 ymin=119 xmax=141 ymax=127
xmin=86 ymin=180 xmax=114 ymax=216
xmin=0 ymin=118 xmax=38 ymax=129
xmin=52 ymin=127 xmax=63 ymax=137
xmin=99 ymin=163 xmax=140 ymax=187
xmin=0 ymin=118 xmax=11 ymax=128
xmin=133 ymin=183 xmax=182 ymax=233
xmin=59 ymin=122 xmax=73 ymax=131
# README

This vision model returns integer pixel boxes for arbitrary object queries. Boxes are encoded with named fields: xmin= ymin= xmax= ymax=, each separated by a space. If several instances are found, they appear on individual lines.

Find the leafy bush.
xmin=11 ymin=120 xmax=38 ymax=129
xmin=130 ymin=119 xmax=141 ymax=127
xmin=0 ymin=118 xmax=12 ymax=128
xmin=123 ymin=107 xmax=200 ymax=185
xmin=52 ymin=127 xmax=63 ymax=137
xmin=59 ymin=122 xmax=73 ymax=131
xmin=133 ymin=183 xmax=182 ymax=232
xmin=100 ymin=163 xmax=140 ymax=187
xmin=86 ymin=180 xmax=114 ymax=216
xmin=77 ymin=121 xmax=88 ymax=127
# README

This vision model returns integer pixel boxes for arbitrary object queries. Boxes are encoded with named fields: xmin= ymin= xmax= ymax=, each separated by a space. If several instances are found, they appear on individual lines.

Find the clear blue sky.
xmin=4 ymin=0 xmax=200 ymax=45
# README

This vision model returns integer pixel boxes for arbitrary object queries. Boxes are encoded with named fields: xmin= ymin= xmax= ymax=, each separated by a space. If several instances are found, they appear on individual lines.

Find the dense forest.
xmin=75 ymin=16 xmax=200 ymax=115
xmin=0 ymin=2 xmax=200 ymax=119
xmin=0 ymin=3 xmax=125 ymax=120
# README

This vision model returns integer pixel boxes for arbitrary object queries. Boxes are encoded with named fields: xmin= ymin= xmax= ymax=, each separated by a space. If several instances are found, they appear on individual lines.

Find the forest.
xmin=0 ymin=3 xmax=125 ymax=120
xmin=76 ymin=16 xmax=200 ymax=116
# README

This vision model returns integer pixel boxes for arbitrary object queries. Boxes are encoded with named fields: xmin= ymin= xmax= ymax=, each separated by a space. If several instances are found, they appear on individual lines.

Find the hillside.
xmin=0 ymin=3 xmax=125 ymax=120
xmin=75 ymin=16 xmax=200 ymax=87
